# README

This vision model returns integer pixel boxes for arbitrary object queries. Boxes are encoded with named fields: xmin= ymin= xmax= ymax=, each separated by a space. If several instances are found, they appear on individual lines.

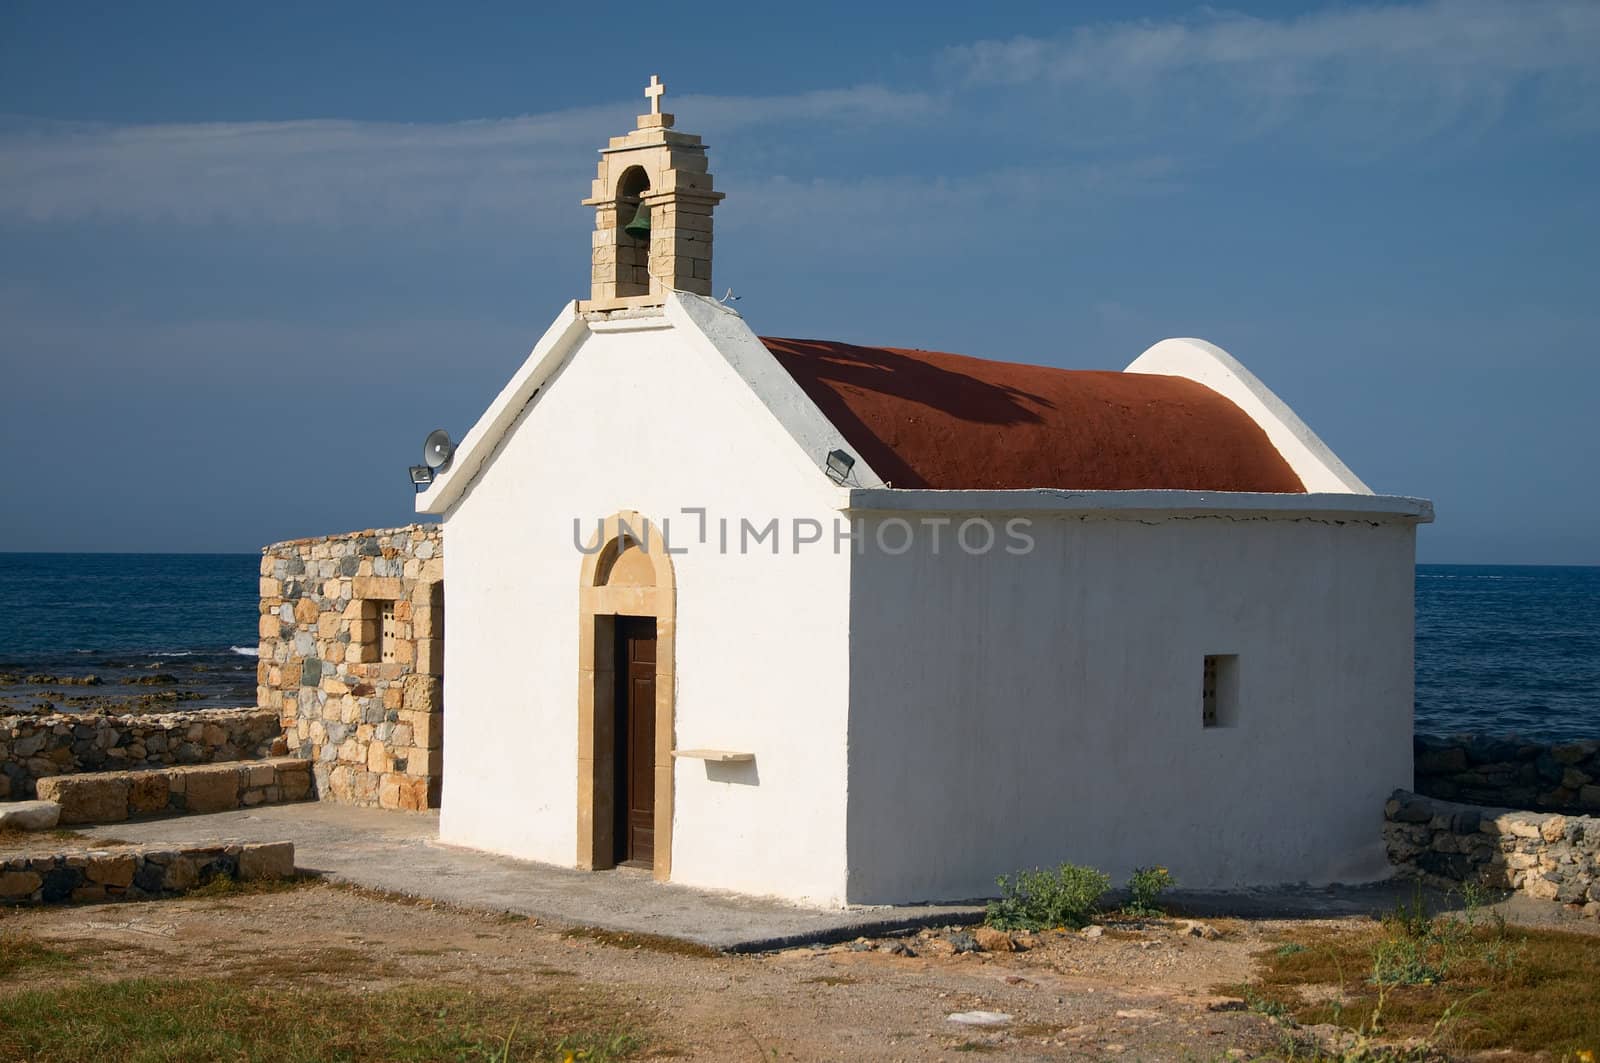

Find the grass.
xmin=1226 ymin=903 xmax=1600 ymax=1056
xmin=0 ymin=828 xmax=139 ymax=849
xmin=184 ymin=872 xmax=318 ymax=901
xmin=0 ymin=930 xmax=74 ymax=978
xmin=0 ymin=977 xmax=647 ymax=1062
xmin=0 ymin=827 xmax=84 ymax=847
xmin=560 ymin=925 xmax=721 ymax=959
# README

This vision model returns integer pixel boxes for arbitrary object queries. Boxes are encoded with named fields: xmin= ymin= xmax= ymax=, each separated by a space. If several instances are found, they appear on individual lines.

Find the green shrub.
xmin=1124 ymin=865 xmax=1175 ymax=917
xmin=984 ymin=864 xmax=1110 ymax=930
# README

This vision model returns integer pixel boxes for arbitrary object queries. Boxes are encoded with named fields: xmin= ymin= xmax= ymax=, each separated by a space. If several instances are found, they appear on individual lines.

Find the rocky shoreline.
xmin=0 ymin=648 xmax=256 ymax=718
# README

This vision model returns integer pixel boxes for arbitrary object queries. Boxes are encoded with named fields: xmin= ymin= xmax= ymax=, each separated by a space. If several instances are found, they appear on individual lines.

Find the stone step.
xmin=36 ymin=758 xmax=312 ymax=825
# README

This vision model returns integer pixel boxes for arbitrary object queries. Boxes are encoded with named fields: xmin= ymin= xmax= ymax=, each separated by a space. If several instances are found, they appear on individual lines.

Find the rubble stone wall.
xmin=0 ymin=840 xmax=295 ymax=906
xmin=1384 ymin=789 xmax=1600 ymax=917
xmin=0 ymin=708 xmax=284 ymax=800
xmin=258 ymin=525 xmax=443 ymax=810
xmin=1414 ymin=734 xmax=1600 ymax=815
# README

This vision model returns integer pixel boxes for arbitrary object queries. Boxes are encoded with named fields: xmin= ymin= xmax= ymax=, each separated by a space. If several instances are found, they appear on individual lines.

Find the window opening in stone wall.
xmin=381 ymin=602 xmax=398 ymax=663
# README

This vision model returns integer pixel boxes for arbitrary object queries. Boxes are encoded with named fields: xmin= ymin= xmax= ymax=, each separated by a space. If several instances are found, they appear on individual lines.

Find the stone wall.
xmin=0 ymin=840 xmax=295 ymax=906
xmin=259 ymin=525 xmax=443 ymax=810
xmin=1414 ymin=734 xmax=1600 ymax=815
xmin=37 ymin=758 xmax=312 ymax=824
xmin=0 ymin=708 xmax=284 ymax=800
xmin=1384 ymin=789 xmax=1600 ymax=917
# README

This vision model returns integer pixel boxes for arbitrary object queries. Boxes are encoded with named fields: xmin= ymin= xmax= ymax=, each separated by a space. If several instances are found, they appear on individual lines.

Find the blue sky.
xmin=1 ymin=1 xmax=1596 ymax=562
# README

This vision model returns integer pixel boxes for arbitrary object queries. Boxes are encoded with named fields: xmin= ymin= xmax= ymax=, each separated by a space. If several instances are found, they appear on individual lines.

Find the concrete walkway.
xmin=73 ymin=803 xmax=981 ymax=952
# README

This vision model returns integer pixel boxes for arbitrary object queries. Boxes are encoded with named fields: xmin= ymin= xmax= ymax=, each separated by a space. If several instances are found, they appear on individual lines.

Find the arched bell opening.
xmin=614 ymin=167 xmax=652 ymax=298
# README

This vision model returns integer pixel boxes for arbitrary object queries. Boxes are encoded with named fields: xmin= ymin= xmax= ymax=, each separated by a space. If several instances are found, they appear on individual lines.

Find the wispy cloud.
xmin=2 ymin=3 xmax=1596 ymax=232
xmin=0 ymin=85 xmax=932 ymax=227
xmin=945 ymin=0 xmax=1600 ymax=144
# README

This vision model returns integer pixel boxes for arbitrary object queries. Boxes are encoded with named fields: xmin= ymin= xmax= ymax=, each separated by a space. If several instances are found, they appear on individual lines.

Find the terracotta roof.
xmin=760 ymin=338 xmax=1306 ymax=493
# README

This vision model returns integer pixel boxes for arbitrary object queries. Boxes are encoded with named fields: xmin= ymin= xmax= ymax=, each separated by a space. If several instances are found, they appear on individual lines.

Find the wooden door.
xmin=613 ymin=617 xmax=657 ymax=867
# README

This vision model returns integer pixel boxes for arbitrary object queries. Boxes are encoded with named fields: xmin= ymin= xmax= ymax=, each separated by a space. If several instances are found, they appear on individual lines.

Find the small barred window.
xmin=381 ymin=602 xmax=398 ymax=663
xmin=1203 ymin=654 xmax=1238 ymax=728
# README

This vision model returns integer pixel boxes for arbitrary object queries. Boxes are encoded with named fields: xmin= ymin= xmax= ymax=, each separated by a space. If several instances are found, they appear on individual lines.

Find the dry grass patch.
xmin=1229 ymin=914 xmax=1600 ymax=1056
xmin=185 ymin=871 xmax=319 ymax=901
xmin=561 ymin=925 xmax=721 ymax=959
xmin=0 ymin=977 xmax=650 ymax=1063
xmin=0 ymin=926 xmax=655 ymax=1062
xmin=0 ymin=929 xmax=72 ymax=977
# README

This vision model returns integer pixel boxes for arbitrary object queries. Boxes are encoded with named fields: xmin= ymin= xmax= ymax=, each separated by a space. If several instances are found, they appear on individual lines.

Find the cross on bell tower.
xmin=580 ymin=75 xmax=725 ymax=311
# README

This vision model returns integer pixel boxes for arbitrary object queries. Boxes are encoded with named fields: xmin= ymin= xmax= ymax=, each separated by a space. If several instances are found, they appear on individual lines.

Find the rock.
xmin=160 ymin=856 xmax=199 ymax=891
xmin=945 ymin=930 xmax=980 ymax=954
xmin=85 ymin=853 xmax=136 ymax=888
xmin=1080 ymin=925 xmax=1105 ymax=939
xmin=0 ymin=870 xmax=44 ymax=900
xmin=120 ymin=674 xmax=178 ymax=686
xmin=183 ymin=767 xmax=241 ymax=813
xmin=36 ymin=775 xmax=130 ymax=824
xmin=238 ymin=841 xmax=295 ymax=881
xmin=947 ymin=1011 xmax=1011 ymax=1027
xmin=974 ymin=927 xmax=1016 ymax=953
xmin=1185 ymin=921 xmax=1222 ymax=940
xmin=878 ymin=941 xmax=915 ymax=956
xmin=127 ymin=775 xmax=170 ymax=816
xmin=0 ymin=799 xmax=61 ymax=831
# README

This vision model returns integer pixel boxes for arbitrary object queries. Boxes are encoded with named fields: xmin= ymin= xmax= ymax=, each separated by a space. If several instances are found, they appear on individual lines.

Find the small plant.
xmin=984 ymin=863 xmax=1110 ymax=931
xmin=1124 ymin=865 xmax=1175 ymax=917
xmin=1381 ymin=880 xmax=1434 ymax=941
xmin=1242 ymin=987 xmax=1291 ymax=1019
xmin=1370 ymin=937 xmax=1446 ymax=987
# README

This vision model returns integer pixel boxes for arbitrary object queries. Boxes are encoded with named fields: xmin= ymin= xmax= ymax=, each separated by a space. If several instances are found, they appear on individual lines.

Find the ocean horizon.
xmin=0 ymin=554 xmax=1595 ymax=741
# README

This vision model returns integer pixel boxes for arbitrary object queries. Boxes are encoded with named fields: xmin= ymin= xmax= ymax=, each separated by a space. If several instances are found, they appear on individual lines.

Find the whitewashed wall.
xmin=843 ymin=512 xmax=1418 ymax=903
xmin=439 ymin=318 xmax=853 ymax=905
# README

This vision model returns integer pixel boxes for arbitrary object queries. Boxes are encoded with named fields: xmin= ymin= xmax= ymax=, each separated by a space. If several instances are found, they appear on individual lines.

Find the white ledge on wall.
xmin=834 ymin=489 xmax=1435 ymax=525
xmin=672 ymin=749 xmax=755 ymax=763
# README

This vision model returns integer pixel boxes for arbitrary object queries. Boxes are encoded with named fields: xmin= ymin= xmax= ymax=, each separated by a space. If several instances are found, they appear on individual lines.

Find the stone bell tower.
xmin=580 ymin=76 xmax=725 ymax=311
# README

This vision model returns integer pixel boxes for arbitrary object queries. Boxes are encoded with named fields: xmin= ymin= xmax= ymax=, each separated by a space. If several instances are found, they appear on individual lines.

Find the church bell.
xmin=623 ymin=200 xmax=651 ymax=240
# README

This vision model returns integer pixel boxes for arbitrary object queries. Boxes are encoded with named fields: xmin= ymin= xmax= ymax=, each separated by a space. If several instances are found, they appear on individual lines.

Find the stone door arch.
xmin=577 ymin=511 xmax=676 ymax=880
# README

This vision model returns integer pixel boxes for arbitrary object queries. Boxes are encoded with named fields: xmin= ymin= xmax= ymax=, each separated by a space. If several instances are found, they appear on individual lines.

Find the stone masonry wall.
xmin=37 ymin=758 xmax=311 ymax=824
xmin=0 ymin=708 xmax=284 ymax=800
xmin=1414 ymin=734 xmax=1600 ymax=815
xmin=0 ymin=840 xmax=295 ymax=906
xmin=259 ymin=525 xmax=443 ymax=810
xmin=1385 ymin=789 xmax=1600 ymax=918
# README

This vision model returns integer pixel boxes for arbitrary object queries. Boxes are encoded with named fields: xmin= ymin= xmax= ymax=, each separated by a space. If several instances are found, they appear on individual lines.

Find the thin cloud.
xmin=945 ymin=0 xmax=1600 ymax=144
xmin=0 ymin=85 xmax=932 ymax=227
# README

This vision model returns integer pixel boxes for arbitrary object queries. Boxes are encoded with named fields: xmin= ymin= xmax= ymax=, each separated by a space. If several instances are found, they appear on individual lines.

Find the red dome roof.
xmin=761 ymin=337 xmax=1305 ymax=493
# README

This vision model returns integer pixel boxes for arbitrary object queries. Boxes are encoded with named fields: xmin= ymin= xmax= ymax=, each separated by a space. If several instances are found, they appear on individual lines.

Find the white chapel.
xmin=412 ymin=79 xmax=1433 ymax=907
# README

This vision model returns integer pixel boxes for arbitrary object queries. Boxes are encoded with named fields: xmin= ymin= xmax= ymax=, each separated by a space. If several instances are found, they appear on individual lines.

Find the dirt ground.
xmin=0 ymin=881 xmax=1366 ymax=1061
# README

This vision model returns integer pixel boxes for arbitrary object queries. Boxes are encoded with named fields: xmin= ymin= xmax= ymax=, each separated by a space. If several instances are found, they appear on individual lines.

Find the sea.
xmin=0 ymin=556 xmax=1595 ymax=740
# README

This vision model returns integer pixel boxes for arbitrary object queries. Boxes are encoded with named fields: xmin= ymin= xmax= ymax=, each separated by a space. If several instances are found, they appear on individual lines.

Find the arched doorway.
xmin=576 ymin=511 xmax=676 ymax=880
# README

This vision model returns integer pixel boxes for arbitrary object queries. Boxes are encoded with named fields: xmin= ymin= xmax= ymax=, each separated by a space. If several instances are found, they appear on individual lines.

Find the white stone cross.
xmin=645 ymin=74 xmax=665 ymax=115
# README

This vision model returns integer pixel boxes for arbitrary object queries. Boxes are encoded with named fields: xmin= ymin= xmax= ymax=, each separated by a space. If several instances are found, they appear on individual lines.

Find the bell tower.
xmin=581 ymin=76 xmax=725 ymax=311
